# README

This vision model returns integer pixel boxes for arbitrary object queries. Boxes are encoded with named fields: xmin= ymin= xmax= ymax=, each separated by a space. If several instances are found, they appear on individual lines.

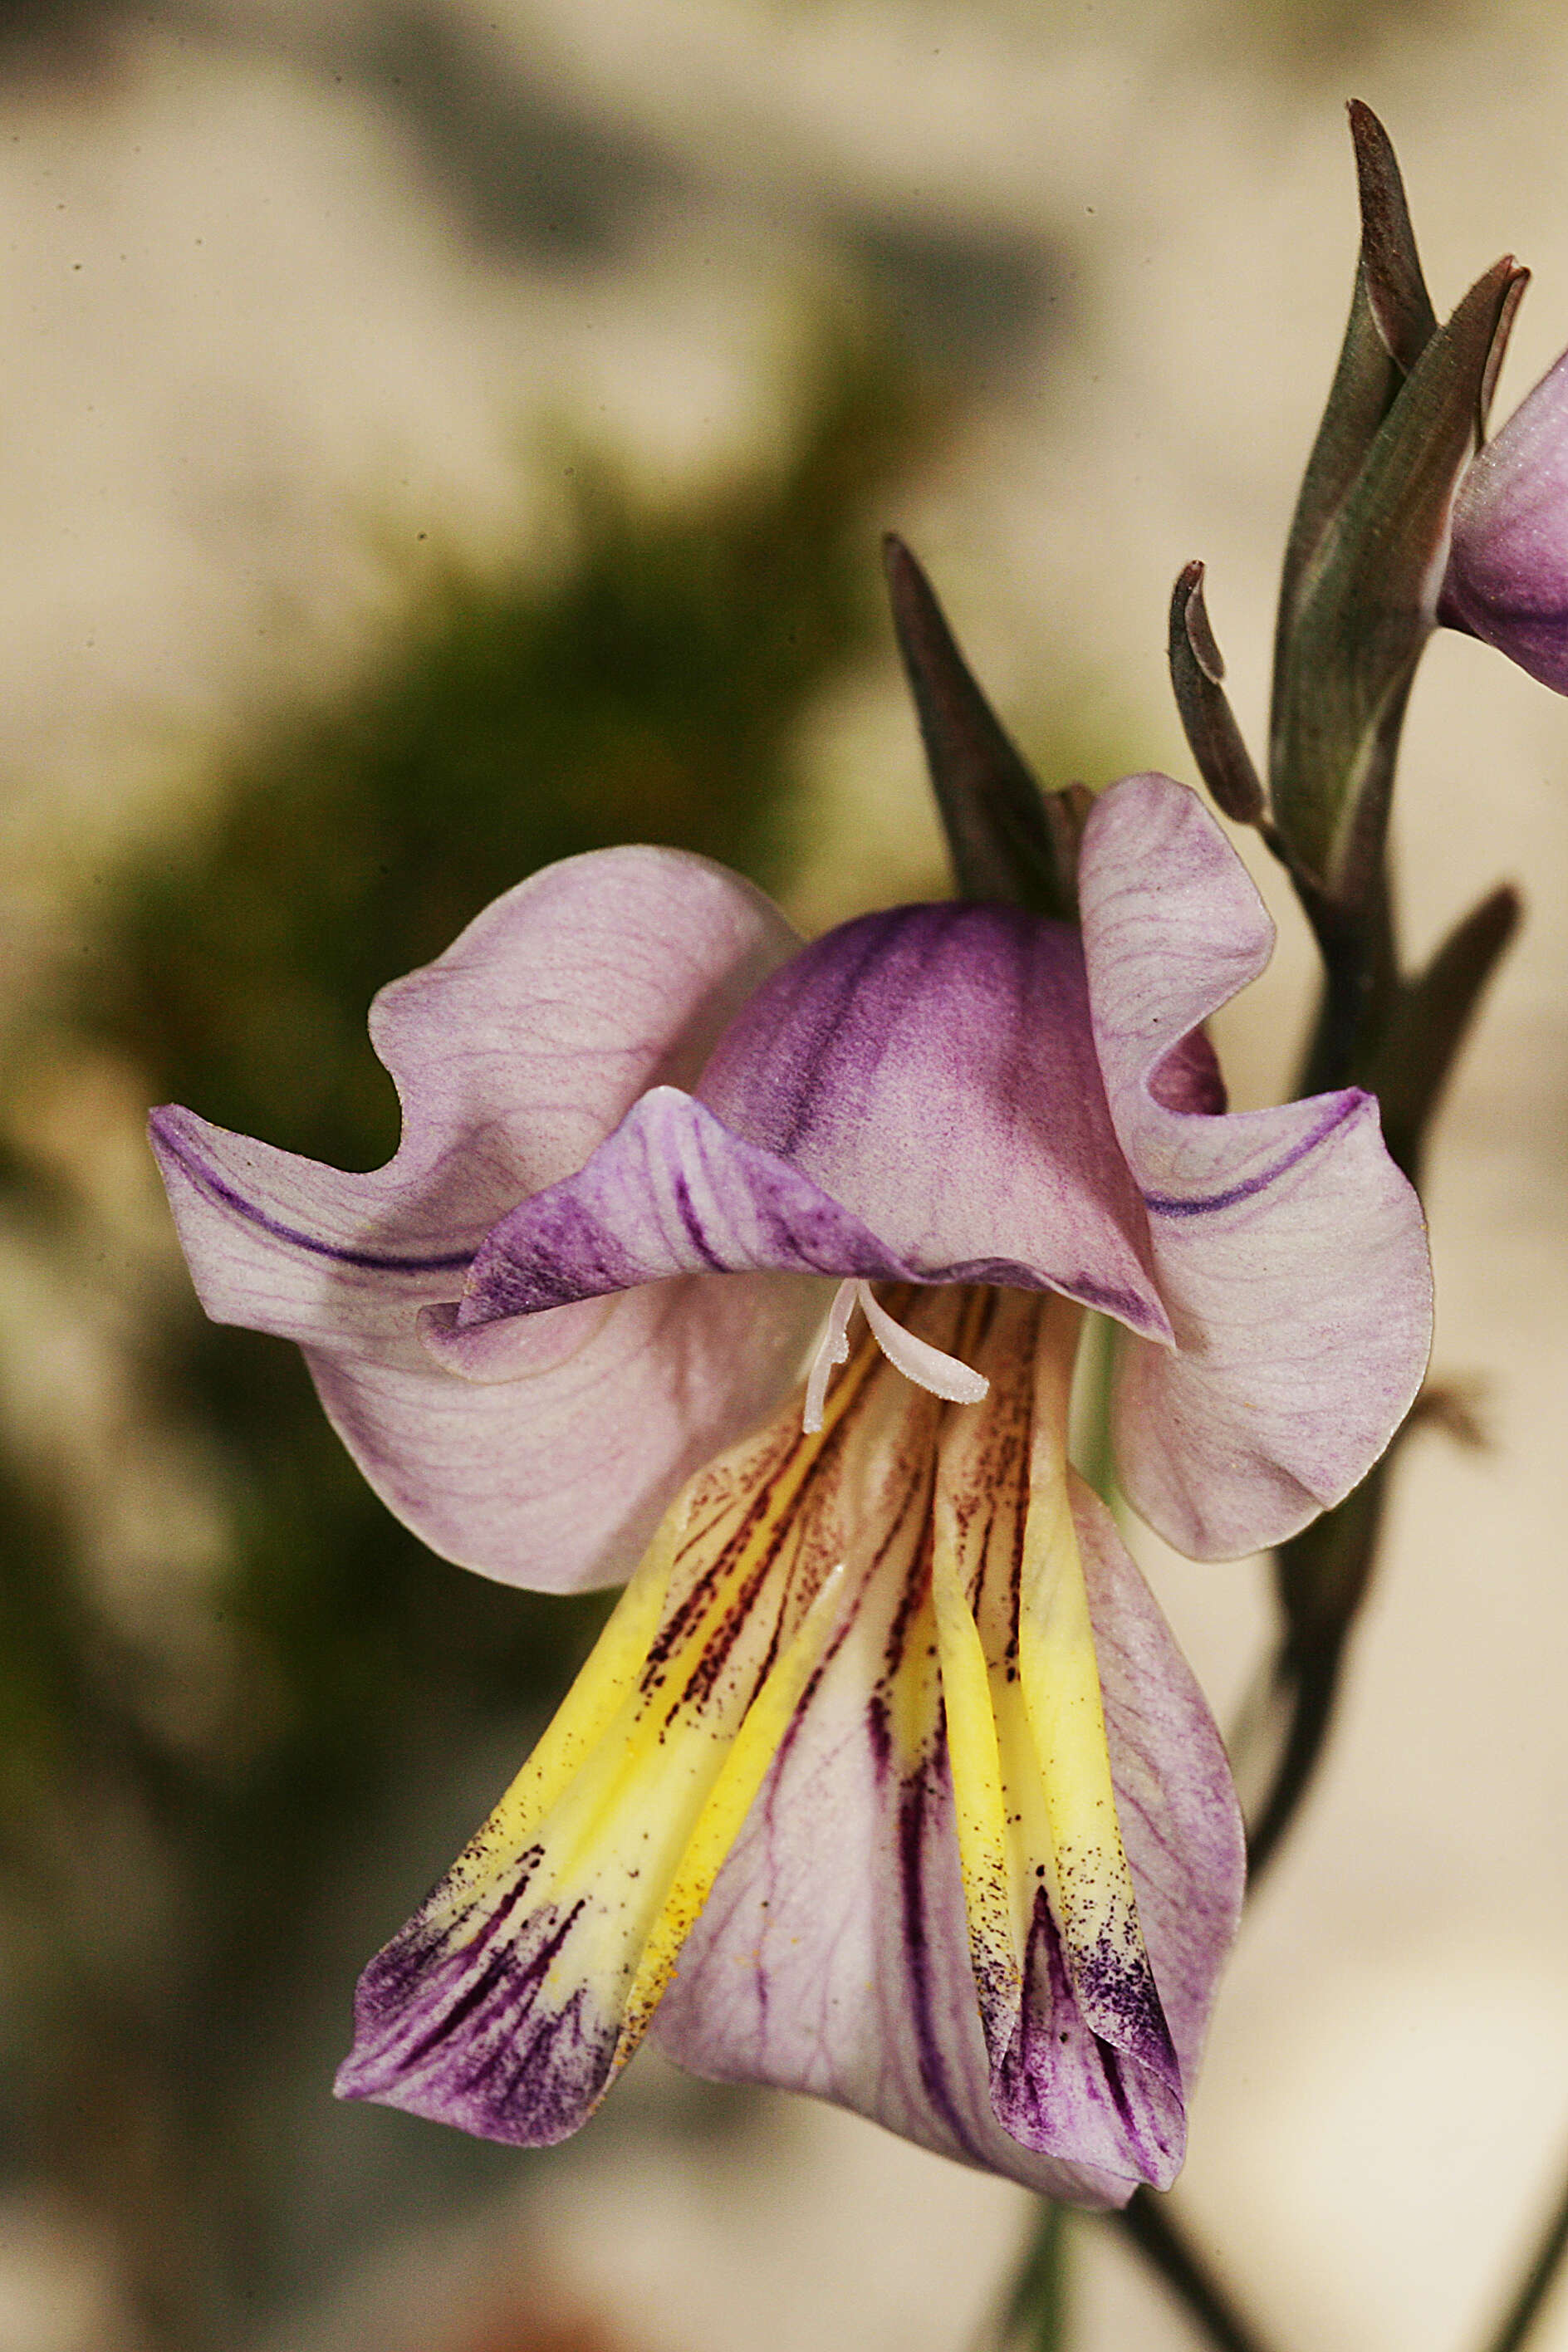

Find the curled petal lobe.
xmin=462 ymin=904 xmax=1170 ymax=1342
xmin=154 ymin=847 xmax=800 ymax=1342
xmin=459 ymin=1090 xmax=915 ymax=1316
xmin=149 ymin=847 xmax=811 ymax=1589
xmin=1078 ymin=774 xmax=1433 ymax=1557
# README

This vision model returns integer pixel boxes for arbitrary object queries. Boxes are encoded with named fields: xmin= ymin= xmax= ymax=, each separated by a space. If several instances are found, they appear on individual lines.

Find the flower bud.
xmin=1444 ymin=345 xmax=1568 ymax=691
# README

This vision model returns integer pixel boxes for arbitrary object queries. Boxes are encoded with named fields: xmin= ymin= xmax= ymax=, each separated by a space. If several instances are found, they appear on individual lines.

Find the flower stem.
xmin=1475 ymin=2151 xmax=1568 ymax=2352
xmin=1108 ymin=2189 xmax=1281 ymax=2352
xmin=1243 ymin=1453 xmax=1389 ymax=1884
xmin=989 ymin=2198 xmax=1069 ymax=2351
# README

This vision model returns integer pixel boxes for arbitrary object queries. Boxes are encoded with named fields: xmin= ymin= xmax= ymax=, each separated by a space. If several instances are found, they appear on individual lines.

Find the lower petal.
xmin=652 ymin=1508 xmax=1144 ymax=2205
xmin=929 ymin=1293 xmax=1183 ymax=2188
xmin=336 ymin=1338 xmax=881 ymax=2141
xmin=656 ymin=1293 xmax=1241 ymax=2203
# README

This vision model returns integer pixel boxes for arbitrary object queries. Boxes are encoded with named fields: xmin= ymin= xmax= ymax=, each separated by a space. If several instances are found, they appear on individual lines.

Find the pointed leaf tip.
xmin=1347 ymin=100 xmax=1438 ymax=373
xmin=883 ymin=537 xmax=1073 ymax=917
xmin=1167 ymin=562 xmax=1267 ymax=826
xmin=1272 ymin=252 xmax=1525 ymax=905
xmin=1478 ymin=262 xmax=1530 ymax=436
xmin=1274 ymin=105 xmax=1436 ymax=674
xmin=1370 ymin=879 xmax=1521 ymax=1174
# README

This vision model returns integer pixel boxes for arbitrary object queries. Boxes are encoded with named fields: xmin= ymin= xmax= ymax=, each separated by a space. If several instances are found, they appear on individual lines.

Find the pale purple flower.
xmin=149 ymin=772 xmax=1431 ymax=2206
xmin=1444 ymin=344 xmax=1568 ymax=691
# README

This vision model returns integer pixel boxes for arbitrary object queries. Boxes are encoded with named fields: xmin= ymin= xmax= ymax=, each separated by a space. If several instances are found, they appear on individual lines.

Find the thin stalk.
xmin=1245 ymin=1456 xmax=1389 ymax=1884
xmin=1475 ymin=2154 xmax=1568 ymax=2352
xmin=1110 ymin=2189 xmax=1282 ymax=2352
xmin=989 ymin=2199 xmax=1069 ymax=2352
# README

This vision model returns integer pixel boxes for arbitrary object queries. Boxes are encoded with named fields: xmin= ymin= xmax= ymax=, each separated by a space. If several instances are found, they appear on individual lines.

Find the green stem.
xmin=1109 ymin=2189 xmax=1282 ymax=2352
xmin=1245 ymin=1455 xmax=1389 ymax=1885
xmin=1476 ymin=2154 xmax=1568 ymax=2352
xmin=990 ymin=2198 xmax=1069 ymax=2352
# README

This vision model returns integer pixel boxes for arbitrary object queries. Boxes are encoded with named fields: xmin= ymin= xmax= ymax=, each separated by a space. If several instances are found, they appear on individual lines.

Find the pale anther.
xmin=802 ymin=1278 xmax=989 ymax=1433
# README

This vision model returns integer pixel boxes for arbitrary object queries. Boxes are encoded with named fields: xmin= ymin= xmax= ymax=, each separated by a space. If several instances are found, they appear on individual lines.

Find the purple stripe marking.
xmin=897 ymin=1747 xmax=990 ymax=2169
xmin=671 ymin=1168 xmax=727 ymax=1270
xmin=1141 ymin=1095 xmax=1358 ymax=1220
xmin=152 ymin=1115 xmax=476 ymax=1276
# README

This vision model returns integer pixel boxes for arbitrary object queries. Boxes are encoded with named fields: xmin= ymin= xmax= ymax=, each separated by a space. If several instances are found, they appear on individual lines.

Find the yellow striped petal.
xmin=930 ymin=1289 xmax=1183 ymax=2180
xmin=336 ymin=1330 xmax=880 ymax=2142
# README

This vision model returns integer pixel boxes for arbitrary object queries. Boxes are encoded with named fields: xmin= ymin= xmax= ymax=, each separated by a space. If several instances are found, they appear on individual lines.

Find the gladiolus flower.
xmin=149 ymin=772 xmax=1431 ymax=2205
xmin=1443 ymin=344 xmax=1568 ymax=692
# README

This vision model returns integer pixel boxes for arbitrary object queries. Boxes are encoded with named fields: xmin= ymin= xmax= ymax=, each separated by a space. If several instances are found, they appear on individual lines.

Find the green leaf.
xmin=1274 ymin=102 xmax=1438 ymax=663
xmin=1271 ymin=254 xmax=1522 ymax=904
xmin=1370 ymin=880 xmax=1521 ymax=1177
xmin=884 ymin=535 xmax=1077 ymax=917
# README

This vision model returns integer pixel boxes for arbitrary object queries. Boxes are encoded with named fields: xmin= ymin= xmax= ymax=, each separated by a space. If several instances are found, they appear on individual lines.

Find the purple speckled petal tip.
xmin=1079 ymin=774 xmax=1433 ymax=1558
xmin=335 ymin=1854 xmax=625 ymax=2146
xmin=1444 ymin=345 xmax=1568 ymax=693
xmin=149 ymin=847 xmax=818 ymax=1590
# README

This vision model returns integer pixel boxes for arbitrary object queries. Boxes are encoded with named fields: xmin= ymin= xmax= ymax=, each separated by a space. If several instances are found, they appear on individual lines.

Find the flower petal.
xmin=1078 ymin=773 xmax=1433 ymax=1557
xmin=703 ymin=907 xmax=1167 ymax=1333
xmin=324 ymin=1270 xmax=824 ymax=1591
xmin=1071 ymin=1472 xmax=1245 ymax=2103
xmin=653 ymin=1292 xmax=1242 ymax=2203
xmin=1444 ymin=346 xmax=1568 ymax=693
xmin=336 ymin=1332 xmax=885 ymax=2140
xmin=929 ymin=1292 xmax=1182 ymax=2187
xmin=149 ymin=848 xmax=809 ymax=1589
xmin=461 ymin=905 xmax=1171 ymax=1340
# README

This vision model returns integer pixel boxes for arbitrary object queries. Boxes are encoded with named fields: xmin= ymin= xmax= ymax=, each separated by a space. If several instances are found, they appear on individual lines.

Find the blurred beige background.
xmin=3 ymin=3 xmax=1568 ymax=2349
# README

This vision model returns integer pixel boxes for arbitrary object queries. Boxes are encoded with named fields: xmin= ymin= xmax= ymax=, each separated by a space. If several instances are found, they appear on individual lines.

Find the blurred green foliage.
xmin=0 ymin=334 xmax=932 ymax=2348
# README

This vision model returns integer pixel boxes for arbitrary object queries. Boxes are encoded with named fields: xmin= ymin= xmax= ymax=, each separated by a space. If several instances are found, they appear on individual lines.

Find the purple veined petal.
xmin=1443 ymin=345 xmax=1568 ymax=693
xmin=697 ymin=904 xmax=1169 ymax=1336
xmin=1067 ymin=1471 xmax=1244 ymax=2105
xmin=463 ymin=1086 xmax=1164 ymax=1335
xmin=460 ymin=904 xmax=1176 ymax=1345
xmin=653 ymin=1295 xmax=1241 ymax=2203
xmin=1078 ymin=773 xmax=1433 ymax=1559
xmin=336 ymin=1523 xmax=682 ymax=2143
xmin=149 ymin=847 xmax=808 ymax=1589
xmin=150 ymin=846 xmax=799 ymax=1344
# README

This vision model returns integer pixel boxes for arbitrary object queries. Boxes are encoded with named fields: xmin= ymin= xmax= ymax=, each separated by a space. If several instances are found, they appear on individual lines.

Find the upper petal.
xmin=462 ymin=904 xmax=1169 ymax=1340
xmin=1078 ymin=774 xmax=1433 ymax=1558
xmin=149 ymin=847 xmax=809 ymax=1588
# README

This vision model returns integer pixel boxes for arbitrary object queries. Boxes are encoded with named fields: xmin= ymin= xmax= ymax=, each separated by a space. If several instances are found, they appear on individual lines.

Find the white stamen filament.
xmin=802 ymin=1278 xmax=990 ymax=1433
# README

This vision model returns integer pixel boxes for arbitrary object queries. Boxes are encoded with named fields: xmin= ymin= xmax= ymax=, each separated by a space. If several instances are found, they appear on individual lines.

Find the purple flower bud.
xmin=1443 ymin=345 xmax=1568 ymax=691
